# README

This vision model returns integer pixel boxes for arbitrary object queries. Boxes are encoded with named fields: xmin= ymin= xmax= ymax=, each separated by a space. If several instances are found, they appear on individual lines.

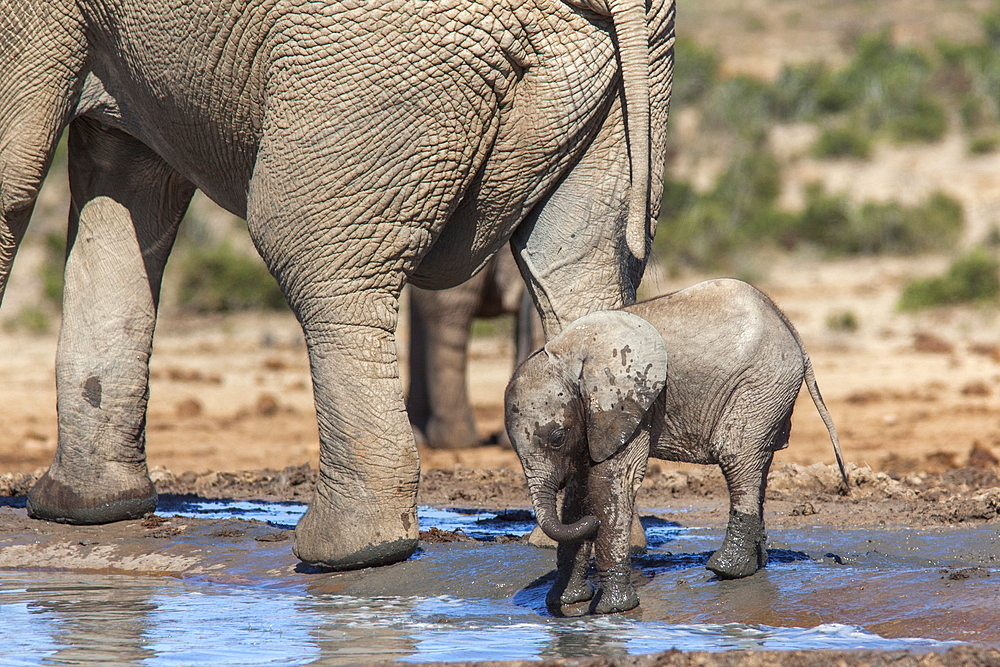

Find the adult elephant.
xmin=0 ymin=0 xmax=675 ymax=571
xmin=407 ymin=248 xmax=543 ymax=450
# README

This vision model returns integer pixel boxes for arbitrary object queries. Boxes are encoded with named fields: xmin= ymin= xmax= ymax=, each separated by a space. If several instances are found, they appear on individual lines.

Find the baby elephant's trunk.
xmin=529 ymin=481 xmax=600 ymax=542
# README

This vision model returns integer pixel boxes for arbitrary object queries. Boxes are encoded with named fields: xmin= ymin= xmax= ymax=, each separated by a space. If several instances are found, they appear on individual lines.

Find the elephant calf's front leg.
xmin=547 ymin=540 xmax=594 ymax=609
xmin=546 ymin=478 xmax=595 ymax=609
xmin=588 ymin=462 xmax=641 ymax=614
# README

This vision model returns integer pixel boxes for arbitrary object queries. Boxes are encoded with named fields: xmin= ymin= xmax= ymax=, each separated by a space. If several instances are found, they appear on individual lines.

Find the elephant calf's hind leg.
xmin=707 ymin=448 xmax=773 ymax=579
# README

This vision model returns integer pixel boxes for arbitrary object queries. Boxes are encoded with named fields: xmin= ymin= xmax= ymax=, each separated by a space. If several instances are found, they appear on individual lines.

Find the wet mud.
xmin=1 ymin=463 xmax=999 ymax=665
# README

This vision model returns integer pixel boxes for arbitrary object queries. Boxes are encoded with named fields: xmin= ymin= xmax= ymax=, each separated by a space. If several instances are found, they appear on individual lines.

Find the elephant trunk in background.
xmin=563 ymin=0 xmax=651 ymax=262
xmin=527 ymin=476 xmax=599 ymax=543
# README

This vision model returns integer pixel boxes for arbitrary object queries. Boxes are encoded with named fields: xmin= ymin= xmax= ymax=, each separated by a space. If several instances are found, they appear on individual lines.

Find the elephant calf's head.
xmin=504 ymin=310 xmax=667 ymax=542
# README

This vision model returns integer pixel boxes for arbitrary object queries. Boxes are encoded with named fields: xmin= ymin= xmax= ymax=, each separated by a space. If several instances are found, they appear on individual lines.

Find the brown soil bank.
xmin=7 ymin=460 xmax=995 ymax=529
xmin=424 ymin=646 xmax=1000 ymax=667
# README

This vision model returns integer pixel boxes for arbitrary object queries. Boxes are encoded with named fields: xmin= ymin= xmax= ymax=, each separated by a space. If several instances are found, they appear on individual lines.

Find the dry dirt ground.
xmin=3 ymin=254 xmax=999 ymax=480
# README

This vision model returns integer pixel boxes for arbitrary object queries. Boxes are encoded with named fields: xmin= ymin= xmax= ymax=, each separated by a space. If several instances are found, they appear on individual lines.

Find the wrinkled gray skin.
xmin=408 ymin=249 xmax=543 ymax=450
xmin=505 ymin=279 xmax=849 ymax=614
xmin=0 ymin=0 xmax=675 ymax=570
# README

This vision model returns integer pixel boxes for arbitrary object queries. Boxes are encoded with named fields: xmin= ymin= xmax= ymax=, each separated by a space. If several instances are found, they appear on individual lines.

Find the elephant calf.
xmin=504 ymin=278 xmax=848 ymax=614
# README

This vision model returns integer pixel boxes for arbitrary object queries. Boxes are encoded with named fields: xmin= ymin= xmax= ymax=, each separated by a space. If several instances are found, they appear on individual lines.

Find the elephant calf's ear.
xmin=569 ymin=312 xmax=667 ymax=463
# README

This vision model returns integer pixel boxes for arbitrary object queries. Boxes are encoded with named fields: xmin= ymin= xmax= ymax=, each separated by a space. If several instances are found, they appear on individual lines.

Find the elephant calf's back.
xmin=636 ymin=280 xmax=806 ymax=462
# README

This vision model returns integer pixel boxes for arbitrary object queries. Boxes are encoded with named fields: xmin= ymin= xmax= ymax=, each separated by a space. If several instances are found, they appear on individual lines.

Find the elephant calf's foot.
xmin=27 ymin=467 xmax=156 ymax=525
xmin=706 ymin=511 xmax=767 ymax=579
xmin=591 ymin=565 xmax=639 ymax=614
xmin=292 ymin=497 xmax=418 ymax=571
xmin=546 ymin=573 xmax=594 ymax=609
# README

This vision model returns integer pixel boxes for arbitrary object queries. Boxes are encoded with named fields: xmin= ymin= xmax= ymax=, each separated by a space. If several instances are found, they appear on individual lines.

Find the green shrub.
xmin=908 ymin=192 xmax=965 ymax=250
xmin=771 ymin=63 xmax=829 ymax=121
xmin=177 ymin=243 xmax=287 ymax=313
xmin=898 ymin=248 xmax=1000 ymax=311
xmin=969 ymin=134 xmax=1000 ymax=154
xmin=471 ymin=314 xmax=514 ymax=339
xmin=671 ymin=37 xmax=720 ymax=105
xmin=793 ymin=184 xmax=853 ymax=250
xmin=812 ymin=125 xmax=873 ymax=158
xmin=654 ymin=146 xmax=789 ymax=270
xmin=5 ymin=306 xmax=51 ymax=334
xmin=826 ymin=310 xmax=860 ymax=333
xmin=813 ymin=31 xmax=947 ymax=144
xmin=701 ymin=76 xmax=777 ymax=142
xmin=885 ymin=96 xmax=948 ymax=143
xmin=789 ymin=186 xmax=963 ymax=256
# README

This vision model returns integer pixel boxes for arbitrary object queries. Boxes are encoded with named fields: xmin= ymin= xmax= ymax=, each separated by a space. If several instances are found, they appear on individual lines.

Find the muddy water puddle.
xmin=1 ymin=498 xmax=998 ymax=664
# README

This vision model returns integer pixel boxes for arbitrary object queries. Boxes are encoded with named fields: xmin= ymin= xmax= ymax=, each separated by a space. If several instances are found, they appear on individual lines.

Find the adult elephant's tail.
xmin=564 ymin=0 xmax=651 ymax=262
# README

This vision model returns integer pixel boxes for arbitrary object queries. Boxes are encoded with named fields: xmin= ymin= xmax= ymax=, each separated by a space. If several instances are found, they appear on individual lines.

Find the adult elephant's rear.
xmin=0 ymin=0 xmax=675 ymax=570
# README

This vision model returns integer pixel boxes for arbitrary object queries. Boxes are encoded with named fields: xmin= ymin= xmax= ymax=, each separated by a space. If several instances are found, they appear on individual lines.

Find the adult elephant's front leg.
xmin=27 ymin=118 xmax=194 ymax=524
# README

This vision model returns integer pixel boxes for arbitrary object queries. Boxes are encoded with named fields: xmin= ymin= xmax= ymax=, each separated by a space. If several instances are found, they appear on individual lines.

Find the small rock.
xmin=791 ymin=502 xmax=817 ymax=517
xmin=256 ymin=393 xmax=280 ymax=416
xmin=255 ymin=531 xmax=290 ymax=542
xmin=175 ymin=397 xmax=203 ymax=419
xmin=420 ymin=527 xmax=475 ymax=543
xmin=914 ymin=332 xmax=954 ymax=354
xmin=945 ymin=567 xmax=991 ymax=581
xmin=961 ymin=380 xmax=993 ymax=397
xmin=968 ymin=442 xmax=1000 ymax=470
xmin=210 ymin=527 xmax=246 ymax=538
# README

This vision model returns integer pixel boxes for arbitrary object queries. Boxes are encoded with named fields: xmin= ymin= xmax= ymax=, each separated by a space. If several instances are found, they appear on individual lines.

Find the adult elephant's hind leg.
xmin=27 ymin=118 xmax=194 ymax=524
xmin=272 ymin=273 xmax=419 ymax=570
xmin=247 ymin=184 xmax=423 ymax=571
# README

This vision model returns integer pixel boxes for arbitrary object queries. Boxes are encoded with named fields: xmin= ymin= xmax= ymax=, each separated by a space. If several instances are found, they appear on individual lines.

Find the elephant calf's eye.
xmin=548 ymin=428 xmax=566 ymax=450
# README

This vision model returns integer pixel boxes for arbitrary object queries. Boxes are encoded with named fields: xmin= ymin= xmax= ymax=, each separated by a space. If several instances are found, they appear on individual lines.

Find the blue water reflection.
xmin=144 ymin=589 xmax=321 ymax=666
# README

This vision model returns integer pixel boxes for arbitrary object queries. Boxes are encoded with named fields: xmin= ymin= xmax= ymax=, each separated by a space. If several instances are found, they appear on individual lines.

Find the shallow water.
xmin=2 ymin=498 xmax=997 ymax=664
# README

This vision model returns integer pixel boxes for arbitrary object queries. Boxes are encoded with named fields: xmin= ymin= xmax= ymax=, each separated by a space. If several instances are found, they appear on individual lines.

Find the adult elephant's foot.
xmin=293 ymin=491 xmax=419 ymax=571
xmin=27 ymin=464 xmax=156 ymax=525
xmin=591 ymin=565 xmax=639 ymax=614
xmin=423 ymin=416 xmax=477 ymax=450
xmin=706 ymin=510 xmax=767 ymax=579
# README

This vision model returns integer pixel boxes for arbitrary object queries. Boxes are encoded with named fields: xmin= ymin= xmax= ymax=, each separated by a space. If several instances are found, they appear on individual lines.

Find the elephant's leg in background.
xmin=0 ymin=1 xmax=85 ymax=305
xmin=545 ymin=475 xmax=595 ymax=609
xmin=706 ymin=409 xmax=787 ymax=578
xmin=588 ymin=453 xmax=647 ymax=614
xmin=407 ymin=271 xmax=486 ymax=449
xmin=27 ymin=118 xmax=194 ymax=524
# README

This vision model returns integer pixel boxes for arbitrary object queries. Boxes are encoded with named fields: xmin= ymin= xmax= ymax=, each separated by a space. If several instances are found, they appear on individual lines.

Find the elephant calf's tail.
xmin=803 ymin=356 xmax=850 ymax=493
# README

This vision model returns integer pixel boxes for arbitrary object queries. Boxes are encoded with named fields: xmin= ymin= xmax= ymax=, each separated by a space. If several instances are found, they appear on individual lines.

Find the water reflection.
xmin=145 ymin=589 xmax=321 ymax=665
